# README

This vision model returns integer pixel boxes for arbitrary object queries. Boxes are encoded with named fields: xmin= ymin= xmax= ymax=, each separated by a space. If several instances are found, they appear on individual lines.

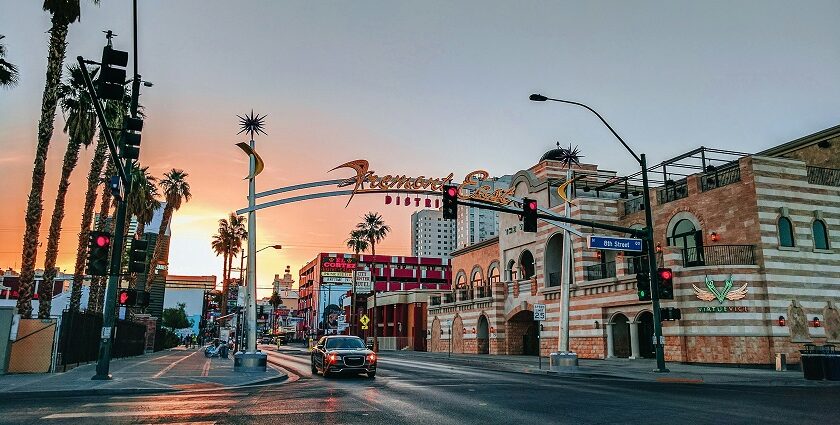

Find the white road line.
xmin=152 ymin=350 xmax=201 ymax=378
xmin=109 ymin=392 xmax=247 ymax=400
xmin=42 ymin=409 xmax=230 ymax=419
xmin=82 ymin=400 xmax=239 ymax=407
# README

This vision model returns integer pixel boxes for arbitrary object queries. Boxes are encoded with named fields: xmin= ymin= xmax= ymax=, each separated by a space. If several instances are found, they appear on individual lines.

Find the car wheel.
xmin=311 ymin=362 xmax=318 ymax=374
xmin=367 ymin=371 xmax=376 ymax=379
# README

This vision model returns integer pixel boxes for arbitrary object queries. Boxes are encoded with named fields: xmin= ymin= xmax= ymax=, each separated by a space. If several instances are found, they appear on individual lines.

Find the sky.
xmin=1 ymin=0 xmax=839 ymax=298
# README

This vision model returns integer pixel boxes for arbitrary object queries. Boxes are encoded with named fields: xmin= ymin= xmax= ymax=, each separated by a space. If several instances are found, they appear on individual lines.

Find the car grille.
xmin=343 ymin=356 xmax=365 ymax=367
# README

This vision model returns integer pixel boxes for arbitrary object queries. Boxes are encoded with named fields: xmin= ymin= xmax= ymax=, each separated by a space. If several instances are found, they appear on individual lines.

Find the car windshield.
xmin=325 ymin=337 xmax=365 ymax=349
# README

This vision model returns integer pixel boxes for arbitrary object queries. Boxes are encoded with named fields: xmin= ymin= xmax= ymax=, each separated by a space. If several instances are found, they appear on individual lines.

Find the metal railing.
xmin=584 ymin=261 xmax=616 ymax=281
xmin=701 ymin=164 xmax=741 ymax=191
xmin=627 ymin=255 xmax=649 ymax=275
xmin=622 ymin=196 xmax=645 ymax=216
xmin=475 ymin=285 xmax=492 ymax=298
xmin=443 ymin=293 xmax=455 ymax=304
xmin=657 ymin=180 xmax=689 ymax=204
xmin=430 ymin=295 xmax=441 ymax=306
xmin=807 ymin=166 xmax=840 ymax=187
xmin=548 ymin=272 xmax=561 ymax=287
xmin=682 ymin=245 xmax=756 ymax=267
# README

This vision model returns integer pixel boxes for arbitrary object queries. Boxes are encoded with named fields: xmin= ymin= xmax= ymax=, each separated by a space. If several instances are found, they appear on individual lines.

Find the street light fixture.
xmin=530 ymin=93 xmax=669 ymax=373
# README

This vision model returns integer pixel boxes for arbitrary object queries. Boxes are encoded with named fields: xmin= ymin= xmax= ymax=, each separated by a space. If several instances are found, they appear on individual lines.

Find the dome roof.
xmin=539 ymin=143 xmax=584 ymax=167
xmin=540 ymin=147 xmax=567 ymax=162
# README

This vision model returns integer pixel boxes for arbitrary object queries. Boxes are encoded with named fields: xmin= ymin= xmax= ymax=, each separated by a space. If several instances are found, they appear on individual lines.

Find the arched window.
xmin=506 ymin=259 xmax=516 ymax=281
xmin=519 ymin=250 xmax=535 ymax=279
xmin=778 ymin=217 xmax=795 ymax=247
xmin=488 ymin=266 xmax=500 ymax=283
xmin=813 ymin=220 xmax=829 ymax=250
xmin=668 ymin=218 xmax=702 ymax=266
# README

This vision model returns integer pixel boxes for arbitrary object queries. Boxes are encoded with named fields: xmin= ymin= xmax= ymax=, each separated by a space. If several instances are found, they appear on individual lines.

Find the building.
xmin=163 ymin=275 xmax=216 ymax=336
xmin=272 ymin=266 xmax=296 ymax=293
xmin=299 ymin=253 xmax=451 ymax=350
xmin=0 ymin=268 xmax=87 ymax=317
xmin=411 ymin=209 xmax=456 ymax=258
xmin=428 ymin=125 xmax=840 ymax=366
xmin=135 ymin=203 xmax=171 ymax=319
xmin=456 ymin=175 xmax=511 ymax=249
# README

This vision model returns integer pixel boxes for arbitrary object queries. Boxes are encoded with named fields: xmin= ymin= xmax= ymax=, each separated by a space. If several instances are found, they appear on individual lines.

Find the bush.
xmin=154 ymin=326 xmax=181 ymax=351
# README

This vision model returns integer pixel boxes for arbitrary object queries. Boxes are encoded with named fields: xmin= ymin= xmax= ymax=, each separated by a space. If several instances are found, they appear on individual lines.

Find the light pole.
xmin=235 ymin=244 xmax=280 ymax=353
xmin=529 ymin=93 xmax=669 ymax=373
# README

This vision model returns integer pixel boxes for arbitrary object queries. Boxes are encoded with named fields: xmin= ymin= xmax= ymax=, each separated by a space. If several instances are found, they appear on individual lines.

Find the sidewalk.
xmin=0 ymin=346 xmax=287 ymax=398
xmin=385 ymin=350 xmax=840 ymax=387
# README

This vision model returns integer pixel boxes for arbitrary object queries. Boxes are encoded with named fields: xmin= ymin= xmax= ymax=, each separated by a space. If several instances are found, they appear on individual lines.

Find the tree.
xmin=126 ymin=164 xmax=160 ymax=293
xmin=38 ymin=65 xmax=97 ymax=318
xmin=162 ymin=302 xmax=192 ymax=330
xmin=269 ymin=291 xmax=282 ymax=332
xmin=211 ymin=213 xmax=246 ymax=316
xmin=355 ymin=212 xmax=390 ymax=255
xmin=0 ymin=35 xmax=20 ymax=87
xmin=145 ymin=169 xmax=191 ymax=290
xmin=17 ymin=0 xmax=101 ymax=318
xmin=346 ymin=229 xmax=369 ymax=255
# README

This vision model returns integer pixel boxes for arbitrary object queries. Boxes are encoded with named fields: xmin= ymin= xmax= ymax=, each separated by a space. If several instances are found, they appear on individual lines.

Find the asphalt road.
xmin=1 ymin=346 xmax=838 ymax=424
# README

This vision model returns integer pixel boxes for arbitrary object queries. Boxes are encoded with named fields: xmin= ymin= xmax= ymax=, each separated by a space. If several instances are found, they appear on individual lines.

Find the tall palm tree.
xmin=126 ymin=164 xmax=159 ymax=296
xmin=86 ymin=155 xmax=116 ymax=314
xmin=211 ymin=218 xmax=231 ymax=315
xmin=38 ymin=65 xmax=97 ymax=318
xmin=145 ymin=169 xmax=191 ymax=290
xmin=225 ymin=213 xmax=246 ymax=296
xmin=0 ymin=35 xmax=20 ymax=87
xmin=355 ymin=212 xmax=390 ymax=255
xmin=17 ymin=0 xmax=100 ymax=318
xmin=346 ymin=229 xmax=369 ymax=255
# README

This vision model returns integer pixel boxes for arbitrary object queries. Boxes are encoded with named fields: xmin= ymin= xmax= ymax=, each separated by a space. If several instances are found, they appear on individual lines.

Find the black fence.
xmin=622 ymin=196 xmax=645 ymax=216
xmin=657 ymin=180 xmax=689 ymax=204
xmin=584 ymin=261 xmax=616 ymax=281
xmin=682 ymin=245 xmax=756 ymax=267
xmin=807 ymin=166 xmax=840 ymax=187
xmin=57 ymin=310 xmax=147 ymax=371
xmin=701 ymin=164 xmax=741 ymax=191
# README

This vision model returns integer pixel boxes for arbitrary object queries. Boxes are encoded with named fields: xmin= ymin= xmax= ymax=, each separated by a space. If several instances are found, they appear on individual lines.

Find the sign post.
xmin=534 ymin=304 xmax=545 ymax=369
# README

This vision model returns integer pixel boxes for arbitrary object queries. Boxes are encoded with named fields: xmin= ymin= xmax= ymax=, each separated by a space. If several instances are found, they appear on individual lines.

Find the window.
xmin=778 ymin=217 xmax=795 ymax=247
xmin=519 ymin=250 xmax=535 ymax=279
xmin=813 ymin=220 xmax=829 ymax=250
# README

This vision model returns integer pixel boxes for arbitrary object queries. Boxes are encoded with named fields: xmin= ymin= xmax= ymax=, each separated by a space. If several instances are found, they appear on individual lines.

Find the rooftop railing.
xmin=682 ymin=245 xmax=756 ymax=267
xmin=807 ymin=166 xmax=840 ymax=187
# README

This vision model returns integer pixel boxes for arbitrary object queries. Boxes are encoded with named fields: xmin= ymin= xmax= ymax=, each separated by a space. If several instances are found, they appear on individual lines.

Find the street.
xmin=0 ymin=346 xmax=838 ymax=424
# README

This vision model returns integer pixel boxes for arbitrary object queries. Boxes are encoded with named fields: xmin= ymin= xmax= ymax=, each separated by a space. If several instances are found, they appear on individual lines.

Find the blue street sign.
xmin=587 ymin=235 xmax=643 ymax=252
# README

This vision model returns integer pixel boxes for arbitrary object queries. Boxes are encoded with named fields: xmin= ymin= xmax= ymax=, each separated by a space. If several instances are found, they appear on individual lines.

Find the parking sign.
xmin=534 ymin=304 xmax=546 ymax=321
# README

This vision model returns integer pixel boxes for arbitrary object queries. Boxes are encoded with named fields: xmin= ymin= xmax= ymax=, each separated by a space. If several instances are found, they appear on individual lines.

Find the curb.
xmin=0 ymin=387 xmax=178 ymax=400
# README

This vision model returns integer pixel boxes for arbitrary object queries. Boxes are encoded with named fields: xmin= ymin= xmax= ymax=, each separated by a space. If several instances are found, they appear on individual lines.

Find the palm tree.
xmin=126 ymin=164 xmax=159 ymax=295
xmin=17 ymin=0 xmax=101 ymax=318
xmin=145 ymin=169 xmax=191 ymax=290
xmin=269 ymin=291 xmax=282 ymax=333
xmin=225 ymin=213 xmax=247 ymax=298
xmin=38 ymin=65 xmax=97 ymax=318
xmin=346 ymin=229 xmax=369 ymax=255
xmin=355 ymin=212 xmax=390 ymax=255
xmin=211 ymin=218 xmax=231 ymax=315
xmin=0 ymin=35 xmax=20 ymax=87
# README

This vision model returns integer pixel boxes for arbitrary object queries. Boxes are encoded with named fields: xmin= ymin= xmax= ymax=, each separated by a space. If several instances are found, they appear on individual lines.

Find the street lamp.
xmin=530 ymin=93 xmax=668 ymax=373
xmin=235 ymin=244 xmax=281 ymax=354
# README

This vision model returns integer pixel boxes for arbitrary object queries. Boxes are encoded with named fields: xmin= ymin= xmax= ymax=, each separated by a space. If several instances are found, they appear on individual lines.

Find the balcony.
xmin=626 ymin=255 xmax=649 ymax=275
xmin=701 ymin=164 xmax=741 ymax=191
xmin=682 ymin=245 xmax=756 ymax=267
xmin=621 ymin=196 xmax=645 ymax=216
xmin=584 ymin=261 xmax=616 ymax=281
xmin=475 ymin=285 xmax=492 ymax=299
xmin=657 ymin=180 xmax=688 ymax=204
xmin=807 ymin=166 xmax=840 ymax=187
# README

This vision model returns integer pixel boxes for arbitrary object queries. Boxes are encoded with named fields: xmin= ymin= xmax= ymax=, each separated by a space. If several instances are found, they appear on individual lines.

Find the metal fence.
xmin=622 ymin=196 xmax=645 ymax=216
xmin=682 ymin=245 xmax=756 ymax=267
xmin=584 ymin=261 xmax=617 ymax=281
xmin=57 ymin=310 xmax=147 ymax=371
xmin=807 ymin=166 xmax=840 ymax=187
xmin=657 ymin=180 xmax=689 ymax=204
xmin=701 ymin=164 xmax=741 ymax=191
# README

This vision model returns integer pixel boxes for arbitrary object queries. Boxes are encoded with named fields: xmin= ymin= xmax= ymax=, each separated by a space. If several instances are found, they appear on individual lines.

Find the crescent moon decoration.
xmin=236 ymin=142 xmax=265 ymax=179
xmin=557 ymin=175 xmax=586 ymax=205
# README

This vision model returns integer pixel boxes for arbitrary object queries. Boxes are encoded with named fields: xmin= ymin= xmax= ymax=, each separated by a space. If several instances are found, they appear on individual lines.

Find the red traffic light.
xmin=528 ymin=200 xmax=537 ymax=210
xmin=119 ymin=290 xmax=129 ymax=305
xmin=446 ymin=187 xmax=458 ymax=197
xmin=659 ymin=269 xmax=673 ymax=280
xmin=95 ymin=235 xmax=111 ymax=247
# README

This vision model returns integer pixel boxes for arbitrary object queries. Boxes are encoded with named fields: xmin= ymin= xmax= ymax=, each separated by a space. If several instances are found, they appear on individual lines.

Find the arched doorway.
xmin=507 ymin=310 xmax=539 ymax=356
xmin=636 ymin=311 xmax=655 ymax=359
xmin=431 ymin=317 xmax=441 ymax=352
xmin=452 ymin=315 xmax=464 ymax=354
xmin=612 ymin=313 xmax=631 ymax=358
xmin=477 ymin=315 xmax=489 ymax=354
xmin=544 ymin=233 xmax=564 ymax=287
xmin=519 ymin=250 xmax=535 ymax=280
xmin=668 ymin=218 xmax=704 ymax=266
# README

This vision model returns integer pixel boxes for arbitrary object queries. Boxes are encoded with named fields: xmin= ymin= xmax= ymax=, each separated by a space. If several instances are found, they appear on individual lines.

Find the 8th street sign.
xmin=587 ymin=235 xmax=643 ymax=252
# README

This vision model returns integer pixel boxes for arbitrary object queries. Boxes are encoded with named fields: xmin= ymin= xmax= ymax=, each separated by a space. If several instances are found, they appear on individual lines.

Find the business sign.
xmin=587 ymin=235 xmax=643 ymax=252
xmin=534 ymin=304 xmax=546 ymax=321
xmin=693 ymin=276 xmax=750 ymax=313
xmin=321 ymin=255 xmax=357 ymax=284
xmin=323 ymin=277 xmax=353 ymax=284
xmin=355 ymin=270 xmax=372 ymax=293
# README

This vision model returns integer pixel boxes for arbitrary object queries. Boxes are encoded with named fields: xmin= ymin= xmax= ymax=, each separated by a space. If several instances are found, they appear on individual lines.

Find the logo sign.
xmin=587 ymin=235 xmax=643 ymax=252
xmin=534 ymin=304 xmax=546 ymax=321
xmin=693 ymin=276 xmax=749 ymax=313
xmin=355 ymin=270 xmax=372 ymax=293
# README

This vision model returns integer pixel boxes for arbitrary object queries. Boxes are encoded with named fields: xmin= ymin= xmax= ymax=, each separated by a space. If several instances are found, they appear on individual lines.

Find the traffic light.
xmin=128 ymin=238 xmax=148 ymax=273
xmin=96 ymin=45 xmax=128 ymax=101
xmin=657 ymin=267 xmax=674 ymax=300
xmin=522 ymin=197 xmax=538 ymax=232
xmin=109 ymin=175 xmax=123 ymax=201
xmin=661 ymin=307 xmax=682 ymax=321
xmin=442 ymin=185 xmax=458 ymax=220
xmin=118 ymin=288 xmax=137 ymax=306
xmin=86 ymin=231 xmax=112 ymax=276
xmin=135 ymin=291 xmax=150 ymax=307
xmin=120 ymin=115 xmax=143 ymax=160
xmin=636 ymin=272 xmax=651 ymax=301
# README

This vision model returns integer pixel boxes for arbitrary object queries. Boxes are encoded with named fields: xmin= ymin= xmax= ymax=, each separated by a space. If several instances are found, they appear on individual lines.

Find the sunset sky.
xmin=2 ymin=1 xmax=840 ymax=298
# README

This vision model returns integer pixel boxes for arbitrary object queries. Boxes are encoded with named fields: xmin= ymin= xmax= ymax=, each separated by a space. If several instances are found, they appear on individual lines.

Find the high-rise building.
xmin=456 ymin=175 xmax=512 ymax=249
xmin=411 ymin=209 xmax=456 ymax=258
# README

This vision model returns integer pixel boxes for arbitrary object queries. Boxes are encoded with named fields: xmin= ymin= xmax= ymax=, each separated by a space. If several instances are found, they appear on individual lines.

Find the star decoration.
xmin=237 ymin=109 xmax=267 ymax=140
xmin=557 ymin=143 xmax=584 ymax=169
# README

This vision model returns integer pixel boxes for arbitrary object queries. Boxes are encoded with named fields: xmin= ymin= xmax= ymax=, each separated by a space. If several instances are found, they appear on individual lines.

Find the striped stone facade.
xmin=428 ymin=125 xmax=840 ymax=365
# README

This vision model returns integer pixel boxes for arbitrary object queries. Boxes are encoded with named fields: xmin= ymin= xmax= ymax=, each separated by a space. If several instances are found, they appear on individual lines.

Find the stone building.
xmin=428 ymin=124 xmax=840 ymax=366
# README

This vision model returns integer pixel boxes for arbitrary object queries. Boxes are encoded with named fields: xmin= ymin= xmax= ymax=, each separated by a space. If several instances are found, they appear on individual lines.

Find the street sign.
xmin=534 ymin=304 xmax=546 ymax=321
xmin=355 ymin=270 xmax=372 ymax=293
xmin=587 ymin=235 xmax=643 ymax=252
xmin=360 ymin=314 xmax=370 ymax=330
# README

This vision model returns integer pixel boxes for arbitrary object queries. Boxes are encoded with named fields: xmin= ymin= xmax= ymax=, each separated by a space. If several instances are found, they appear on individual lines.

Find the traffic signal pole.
xmin=641 ymin=154 xmax=669 ymax=372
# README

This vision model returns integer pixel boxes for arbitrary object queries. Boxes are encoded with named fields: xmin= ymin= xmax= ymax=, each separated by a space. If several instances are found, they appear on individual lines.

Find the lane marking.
xmin=83 ymin=400 xmax=238 ymax=407
xmin=201 ymin=359 xmax=211 ymax=377
xmin=656 ymin=377 xmax=704 ymax=384
xmin=152 ymin=349 xmax=201 ymax=378
xmin=42 ymin=409 xmax=230 ymax=419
